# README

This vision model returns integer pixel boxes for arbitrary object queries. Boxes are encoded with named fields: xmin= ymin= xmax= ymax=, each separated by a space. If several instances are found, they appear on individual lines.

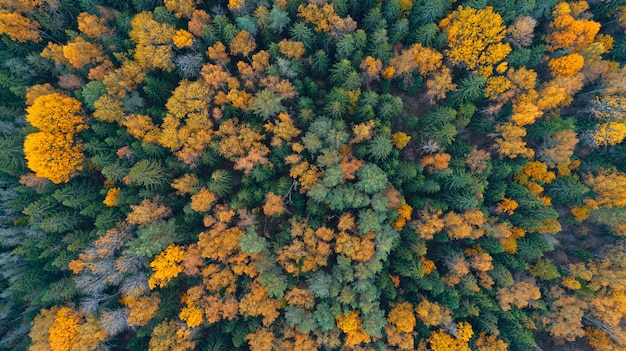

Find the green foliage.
xmin=127 ymin=160 xmax=170 ymax=189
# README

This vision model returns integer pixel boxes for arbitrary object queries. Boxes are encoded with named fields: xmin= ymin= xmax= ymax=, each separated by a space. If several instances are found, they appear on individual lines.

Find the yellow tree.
xmin=439 ymin=6 xmax=511 ymax=77
xmin=129 ymin=11 xmax=176 ymax=71
xmin=0 ymin=10 xmax=41 ymax=42
xmin=23 ymin=93 xmax=87 ymax=184
xmin=545 ymin=1 xmax=600 ymax=52
xmin=148 ymin=244 xmax=186 ymax=289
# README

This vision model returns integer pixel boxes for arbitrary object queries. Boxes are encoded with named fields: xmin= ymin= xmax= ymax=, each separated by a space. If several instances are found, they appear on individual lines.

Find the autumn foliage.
xmin=4 ymin=1 xmax=626 ymax=351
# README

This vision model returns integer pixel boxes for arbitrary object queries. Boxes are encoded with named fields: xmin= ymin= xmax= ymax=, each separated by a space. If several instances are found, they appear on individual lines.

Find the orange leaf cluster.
xmin=263 ymin=192 xmax=285 ymax=217
xmin=277 ymin=219 xmax=333 ymax=274
xmin=127 ymin=198 xmax=172 ymax=227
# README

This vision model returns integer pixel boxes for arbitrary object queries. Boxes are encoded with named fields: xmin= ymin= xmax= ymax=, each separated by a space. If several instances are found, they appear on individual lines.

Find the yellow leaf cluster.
xmin=428 ymin=323 xmax=472 ymax=351
xmin=439 ymin=6 xmax=511 ymax=77
xmin=48 ymin=307 xmax=80 ymax=351
xmin=391 ymin=132 xmax=411 ymax=150
xmin=0 ymin=11 xmax=41 ymax=42
xmin=129 ymin=11 xmax=176 ymax=70
xmin=121 ymin=293 xmax=161 ymax=326
xmin=24 ymin=93 xmax=87 ymax=184
xmin=148 ymin=244 xmax=185 ymax=289
xmin=416 ymin=299 xmax=452 ymax=327
xmin=148 ymin=320 xmax=195 ymax=351
xmin=164 ymin=0 xmax=199 ymax=18
xmin=336 ymin=311 xmax=371 ymax=346
xmin=103 ymin=187 xmax=121 ymax=207
xmin=496 ymin=279 xmax=541 ymax=311
xmin=545 ymin=1 xmax=600 ymax=51
xmin=335 ymin=231 xmax=376 ymax=262
xmin=77 ymin=12 xmax=110 ymax=39
xmin=173 ymin=29 xmax=193 ymax=48
xmin=387 ymin=302 xmax=416 ymax=333
xmin=584 ymin=169 xmax=626 ymax=208
xmin=264 ymin=113 xmax=301 ymax=145
xmin=392 ymin=203 xmax=412 ymax=230
xmin=278 ymin=39 xmax=305 ymax=59
xmin=239 ymin=281 xmax=281 ymax=326
xmin=190 ymin=187 xmax=217 ymax=212
xmin=497 ymin=198 xmax=518 ymax=215
xmin=420 ymin=153 xmax=451 ymax=172
xmin=360 ymin=56 xmax=382 ymax=79
xmin=494 ymin=123 xmax=534 ymax=159
xmin=278 ymin=219 xmax=332 ymax=274
xmin=412 ymin=206 xmax=445 ymax=240
xmin=593 ymin=122 xmax=626 ymax=146
xmin=549 ymin=53 xmax=585 ymax=76
xmin=230 ymin=30 xmax=256 ymax=56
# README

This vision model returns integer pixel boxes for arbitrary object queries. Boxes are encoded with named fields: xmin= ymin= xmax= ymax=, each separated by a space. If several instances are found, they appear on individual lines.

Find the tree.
xmin=0 ymin=10 xmax=41 ymax=42
xmin=148 ymin=244 xmax=185 ymax=289
xmin=507 ymin=16 xmax=536 ymax=48
xmin=439 ymin=6 xmax=511 ymax=77
xmin=23 ymin=93 xmax=87 ymax=184
xmin=544 ymin=1 xmax=600 ymax=52
xmin=263 ymin=192 xmax=284 ymax=216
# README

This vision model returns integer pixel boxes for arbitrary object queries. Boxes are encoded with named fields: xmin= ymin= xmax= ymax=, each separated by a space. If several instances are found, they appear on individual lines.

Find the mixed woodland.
xmin=2 ymin=0 xmax=626 ymax=350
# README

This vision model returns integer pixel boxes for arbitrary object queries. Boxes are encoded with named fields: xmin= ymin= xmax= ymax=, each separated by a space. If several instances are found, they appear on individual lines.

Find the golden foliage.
xmin=24 ymin=93 xmax=87 ymax=184
xmin=439 ymin=6 xmax=511 ymax=77
xmin=549 ymin=53 xmax=585 ymax=76
xmin=171 ymin=174 xmax=199 ymax=195
xmin=230 ymin=30 xmax=256 ymax=56
xmin=507 ymin=16 xmax=537 ymax=48
xmin=278 ymin=39 xmax=305 ymax=59
xmin=278 ymin=218 xmax=332 ymax=274
xmin=246 ymin=328 xmax=275 ymax=351
xmin=545 ymin=2 xmax=600 ymax=51
xmin=121 ymin=293 xmax=160 ymax=326
xmin=496 ymin=198 xmax=518 ymax=215
xmin=0 ymin=10 xmax=41 ymax=42
xmin=495 ymin=123 xmax=534 ymax=159
xmin=164 ymin=0 xmax=199 ymax=18
xmin=412 ymin=206 xmax=445 ymax=240
xmin=239 ymin=281 xmax=281 ymax=326
xmin=416 ymin=299 xmax=452 ymax=327
xmin=173 ymin=29 xmax=193 ymax=48
xmin=593 ymin=122 xmax=626 ymax=146
xmin=29 ymin=307 xmax=57 ymax=351
xmin=148 ymin=320 xmax=195 ymax=351
xmin=391 ymin=132 xmax=411 ymax=150
xmin=335 ymin=231 xmax=376 ymax=262
xmin=62 ymin=37 xmax=105 ymax=69
xmin=428 ymin=323 xmax=473 ymax=351
xmin=190 ymin=187 xmax=217 ymax=212
xmin=148 ymin=244 xmax=185 ymax=289
xmin=420 ymin=153 xmax=451 ymax=172
xmin=336 ymin=311 xmax=371 ymax=346
xmin=584 ymin=169 xmax=626 ymax=209
xmin=103 ymin=187 xmax=121 ymax=207
xmin=48 ymin=307 xmax=80 ymax=351
xmin=263 ymin=192 xmax=285 ymax=216
xmin=387 ymin=302 xmax=416 ymax=333
xmin=129 ymin=11 xmax=176 ymax=70
xmin=77 ymin=12 xmax=110 ymax=39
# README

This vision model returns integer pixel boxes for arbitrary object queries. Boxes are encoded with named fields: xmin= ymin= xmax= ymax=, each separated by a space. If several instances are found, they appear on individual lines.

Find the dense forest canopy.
xmin=2 ymin=0 xmax=626 ymax=350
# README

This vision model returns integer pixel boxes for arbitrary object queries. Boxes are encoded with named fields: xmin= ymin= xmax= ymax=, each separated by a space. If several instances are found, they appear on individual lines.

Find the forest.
xmin=1 ymin=0 xmax=626 ymax=350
